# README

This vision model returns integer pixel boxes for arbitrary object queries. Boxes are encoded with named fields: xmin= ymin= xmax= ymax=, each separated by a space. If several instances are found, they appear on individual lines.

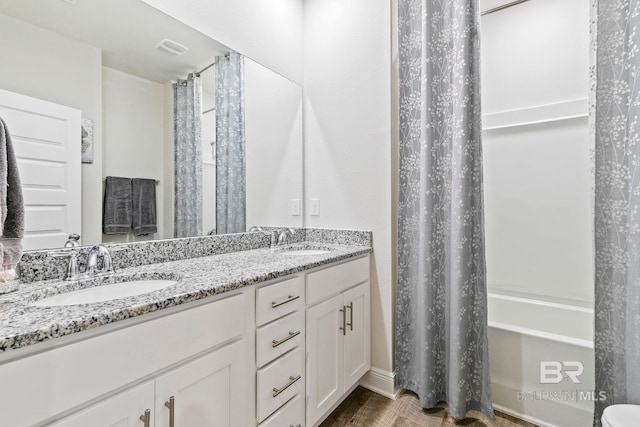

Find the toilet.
xmin=602 ymin=405 xmax=640 ymax=427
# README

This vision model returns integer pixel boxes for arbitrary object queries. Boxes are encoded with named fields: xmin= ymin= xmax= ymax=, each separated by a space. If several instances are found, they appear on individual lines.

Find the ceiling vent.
xmin=155 ymin=39 xmax=189 ymax=56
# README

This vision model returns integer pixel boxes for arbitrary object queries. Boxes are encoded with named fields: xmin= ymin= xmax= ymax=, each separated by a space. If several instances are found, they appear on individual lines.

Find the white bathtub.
xmin=487 ymin=293 xmax=595 ymax=427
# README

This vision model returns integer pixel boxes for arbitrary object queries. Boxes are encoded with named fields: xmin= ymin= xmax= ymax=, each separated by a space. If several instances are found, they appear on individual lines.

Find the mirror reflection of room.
xmin=0 ymin=0 xmax=303 ymax=251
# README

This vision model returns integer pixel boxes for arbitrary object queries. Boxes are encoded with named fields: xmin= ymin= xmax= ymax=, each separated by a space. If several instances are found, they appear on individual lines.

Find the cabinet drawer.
xmin=257 ymin=311 xmax=305 ymax=368
xmin=260 ymin=394 xmax=304 ymax=427
xmin=257 ymin=275 xmax=304 ymax=326
xmin=306 ymin=256 xmax=369 ymax=305
xmin=256 ymin=348 xmax=304 ymax=422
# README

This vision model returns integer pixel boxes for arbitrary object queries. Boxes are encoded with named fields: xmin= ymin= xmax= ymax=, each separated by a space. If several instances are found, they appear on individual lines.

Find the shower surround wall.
xmin=481 ymin=0 xmax=593 ymax=425
xmin=481 ymin=0 xmax=592 ymax=304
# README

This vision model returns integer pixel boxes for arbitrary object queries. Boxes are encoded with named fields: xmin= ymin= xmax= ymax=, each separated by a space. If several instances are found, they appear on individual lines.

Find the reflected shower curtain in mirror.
xmin=395 ymin=0 xmax=493 ymax=420
xmin=173 ymin=74 xmax=203 ymax=238
xmin=215 ymin=51 xmax=246 ymax=234
xmin=592 ymin=1 xmax=640 ymax=425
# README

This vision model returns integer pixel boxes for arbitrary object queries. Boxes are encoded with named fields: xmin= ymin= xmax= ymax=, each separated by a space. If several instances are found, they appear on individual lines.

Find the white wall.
xmin=141 ymin=0 xmax=304 ymax=84
xmin=102 ymin=67 xmax=166 ymax=242
xmin=304 ymin=0 xmax=393 ymax=378
xmin=482 ymin=0 xmax=591 ymax=305
xmin=0 ymin=13 xmax=103 ymax=247
xmin=245 ymin=58 xmax=303 ymax=229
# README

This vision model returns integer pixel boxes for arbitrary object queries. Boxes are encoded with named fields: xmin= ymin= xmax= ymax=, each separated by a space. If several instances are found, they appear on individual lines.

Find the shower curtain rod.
xmin=195 ymin=62 xmax=215 ymax=77
xmin=481 ymin=0 xmax=529 ymax=16
xmin=195 ymin=52 xmax=232 ymax=76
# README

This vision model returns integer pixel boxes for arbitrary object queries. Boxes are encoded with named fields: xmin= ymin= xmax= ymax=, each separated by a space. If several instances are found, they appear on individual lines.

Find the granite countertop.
xmin=0 ymin=242 xmax=371 ymax=354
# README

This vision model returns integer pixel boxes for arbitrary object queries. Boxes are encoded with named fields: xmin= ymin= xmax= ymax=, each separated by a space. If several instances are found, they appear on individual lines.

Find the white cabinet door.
xmin=51 ymin=381 xmax=154 ymax=427
xmin=155 ymin=340 xmax=247 ymax=427
xmin=343 ymin=282 xmax=370 ymax=391
xmin=306 ymin=294 xmax=344 ymax=427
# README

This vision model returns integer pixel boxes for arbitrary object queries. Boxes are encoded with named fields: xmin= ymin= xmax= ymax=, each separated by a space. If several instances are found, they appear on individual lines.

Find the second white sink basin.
xmin=31 ymin=279 xmax=177 ymax=307
xmin=282 ymin=249 xmax=330 ymax=256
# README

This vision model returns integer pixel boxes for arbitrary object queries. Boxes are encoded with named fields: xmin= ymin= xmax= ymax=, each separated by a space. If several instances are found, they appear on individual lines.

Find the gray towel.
xmin=103 ymin=176 xmax=132 ymax=234
xmin=132 ymin=178 xmax=157 ymax=236
xmin=0 ymin=117 xmax=24 ymax=272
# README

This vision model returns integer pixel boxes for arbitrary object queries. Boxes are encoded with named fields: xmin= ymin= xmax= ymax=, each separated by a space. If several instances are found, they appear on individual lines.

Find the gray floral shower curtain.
xmin=215 ymin=51 xmax=246 ymax=234
xmin=173 ymin=73 xmax=203 ymax=238
xmin=592 ymin=1 xmax=640 ymax=425
xmin=395 ymin=0 xmax=493 ymax=420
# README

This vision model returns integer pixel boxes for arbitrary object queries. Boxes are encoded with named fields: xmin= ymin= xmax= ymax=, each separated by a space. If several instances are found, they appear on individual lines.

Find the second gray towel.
xmin=132 ymin=178 xmax=157 ymax=236
xmin=103 ymin=176 xmax=132 ymax=234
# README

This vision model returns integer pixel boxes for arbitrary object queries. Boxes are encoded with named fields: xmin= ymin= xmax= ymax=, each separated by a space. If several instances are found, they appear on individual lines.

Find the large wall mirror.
xmin=0 ymin=0 xmax=303 ymax=251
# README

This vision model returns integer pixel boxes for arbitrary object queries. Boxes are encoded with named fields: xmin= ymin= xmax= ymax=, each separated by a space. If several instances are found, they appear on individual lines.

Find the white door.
xmin=51 ymin=381 xmax=154 ymax=427
xmin=306 ymin=294 xmax=345 ymax=427
xmin=343 ymin=282 xmax=371 ymax=390
xmin=155 ymin=340 xmax=247 ymax=427
xmin=0 ymin=89 xmax=81 ymax=250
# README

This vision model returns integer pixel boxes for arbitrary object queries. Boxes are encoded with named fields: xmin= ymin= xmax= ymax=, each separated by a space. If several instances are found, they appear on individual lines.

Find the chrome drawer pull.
xmin=339 ymin=306 xmax=346 ymax=336
xmin=139 ymin=409 xmax=150 ymax=427
xmin=271 ymin=294 xmax=300 ymax=308
xmin=289 ymin=425 xmax=302 ymax=427
xmin=272 ymin=375 xmax=301 ymax=397
xmin=272 ymin=330 xmax=301 ymax=347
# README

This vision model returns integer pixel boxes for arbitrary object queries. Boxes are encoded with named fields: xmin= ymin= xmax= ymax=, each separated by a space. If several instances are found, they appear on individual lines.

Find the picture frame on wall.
xmin=81 ymin=118 xmax=93 ymax=164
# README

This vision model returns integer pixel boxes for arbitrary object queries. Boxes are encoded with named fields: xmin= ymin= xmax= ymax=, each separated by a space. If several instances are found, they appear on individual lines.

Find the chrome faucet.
xmin=249 ymin=226 xmax=264 ymax=232
xmin=270 ymin=231 xmax=279 ymax=248
xmin=277 ymin=228 xmax=297 ymax=246
xmin=86 ymin=244 xmax=115 ymax=276
xmin=49 ymin=244 xmax=115 ymax=281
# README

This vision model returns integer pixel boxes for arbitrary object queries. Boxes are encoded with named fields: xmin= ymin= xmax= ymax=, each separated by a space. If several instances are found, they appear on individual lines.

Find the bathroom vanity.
xmin=0 ymin=231 xmax=371 ymax=427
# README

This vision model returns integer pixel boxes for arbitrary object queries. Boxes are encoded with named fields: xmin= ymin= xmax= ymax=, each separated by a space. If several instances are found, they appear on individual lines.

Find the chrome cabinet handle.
xmin=139 ymin=409 xmax=150 ymax=427
xmin=289 ymin=425 xmax=302 ymax=427
xmin=272 ymin=330 xmax=301 ymax=347
xmin=272 ymin=375 xmax=301 ymax=397
xmin=164 ymin=396 xmax=175 ymax=427
xmin=272 ymin=294 xmax=300 ymax=308
xmin=339 ymin=306 xmax=346 ymax=336
xmin=346 ymin=302 xmax=354 ymax=331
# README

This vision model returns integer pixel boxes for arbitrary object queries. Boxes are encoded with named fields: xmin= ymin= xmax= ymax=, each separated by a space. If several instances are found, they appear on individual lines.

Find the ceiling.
xmin=0 ymin=0 xmax=229 ymax=83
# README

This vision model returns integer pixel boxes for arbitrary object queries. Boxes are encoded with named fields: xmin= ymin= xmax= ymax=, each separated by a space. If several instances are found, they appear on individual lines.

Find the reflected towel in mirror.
xmin=132 ymin=178 xmax=157 ymax=236
xmin=0 ymin=116 xmax=24 ymax=276
xmin=103 ymin=176 xmax=132 ymax=234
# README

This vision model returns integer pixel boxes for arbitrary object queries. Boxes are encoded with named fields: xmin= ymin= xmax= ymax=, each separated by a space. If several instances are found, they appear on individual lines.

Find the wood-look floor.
xmin=320 ymin=387 xmax=538 ymax=427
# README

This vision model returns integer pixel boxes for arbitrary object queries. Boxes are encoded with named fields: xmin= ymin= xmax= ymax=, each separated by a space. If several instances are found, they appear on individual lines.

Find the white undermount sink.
xmin=30 ymin=279 xmax=177 ymax=307
xmin=281 ymin=249 xmax=331 ymax=256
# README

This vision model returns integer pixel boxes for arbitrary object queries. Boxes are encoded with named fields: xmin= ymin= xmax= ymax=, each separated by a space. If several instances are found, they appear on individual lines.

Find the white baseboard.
xmin=359 ymin=368 xmax=399 ymax=400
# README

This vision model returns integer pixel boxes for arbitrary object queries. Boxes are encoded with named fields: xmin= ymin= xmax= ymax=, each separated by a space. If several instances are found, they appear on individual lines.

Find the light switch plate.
xmin=310 ymin=198 xmax=320 ymax=216
xmin=291 ymin=199 xmax=301 ymax=216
